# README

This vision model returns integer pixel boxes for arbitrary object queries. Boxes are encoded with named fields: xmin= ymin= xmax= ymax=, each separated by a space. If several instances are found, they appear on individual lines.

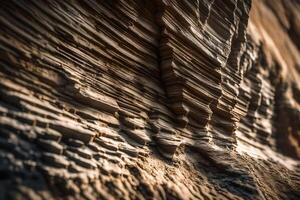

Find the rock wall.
xmin=0 ymin=0 xmax=299 ymax=199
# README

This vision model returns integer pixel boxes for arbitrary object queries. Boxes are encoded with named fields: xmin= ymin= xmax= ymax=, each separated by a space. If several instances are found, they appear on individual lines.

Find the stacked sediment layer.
xmin=0 ymin=0 xmax=299 ymax=199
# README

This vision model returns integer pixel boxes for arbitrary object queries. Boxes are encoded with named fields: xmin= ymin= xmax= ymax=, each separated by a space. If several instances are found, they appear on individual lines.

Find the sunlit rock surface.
xmin=0 ymin=0 xmax=299 ymax=199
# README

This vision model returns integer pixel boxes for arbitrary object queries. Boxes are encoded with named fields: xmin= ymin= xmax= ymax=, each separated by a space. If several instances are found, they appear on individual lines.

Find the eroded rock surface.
xmin=0 ymin=0 xmax=299 ymax=199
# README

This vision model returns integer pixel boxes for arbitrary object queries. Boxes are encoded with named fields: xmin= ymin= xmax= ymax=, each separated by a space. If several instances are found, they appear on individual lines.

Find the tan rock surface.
xmin=0 ymin=0 xmax=299 ymax=199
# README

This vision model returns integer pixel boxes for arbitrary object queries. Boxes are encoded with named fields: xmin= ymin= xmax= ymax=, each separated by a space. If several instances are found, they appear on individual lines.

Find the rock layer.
xmin=0 ymin=0 xmax=299 ymax=199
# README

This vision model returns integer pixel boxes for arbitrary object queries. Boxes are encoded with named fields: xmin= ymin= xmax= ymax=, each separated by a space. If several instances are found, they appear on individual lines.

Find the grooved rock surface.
xmin=0 ymin=0 xmax=300 ymax=199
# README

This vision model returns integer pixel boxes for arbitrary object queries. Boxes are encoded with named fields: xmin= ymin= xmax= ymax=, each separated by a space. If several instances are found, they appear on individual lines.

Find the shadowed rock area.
xmin=0 ymin=0 xmax=299 ymax=199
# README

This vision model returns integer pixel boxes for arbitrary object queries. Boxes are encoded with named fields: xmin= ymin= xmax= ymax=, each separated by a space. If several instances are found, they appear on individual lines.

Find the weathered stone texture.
xmin=0 ymin=0 xmax=299 ymax=199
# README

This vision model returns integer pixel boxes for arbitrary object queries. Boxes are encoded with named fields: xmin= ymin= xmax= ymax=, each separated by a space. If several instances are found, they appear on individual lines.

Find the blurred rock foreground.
xmin=0 ymin=0 xmax=300 ymax=199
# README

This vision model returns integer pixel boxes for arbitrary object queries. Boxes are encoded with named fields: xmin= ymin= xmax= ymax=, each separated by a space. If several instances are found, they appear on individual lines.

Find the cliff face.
xmin=0 ymin=0 xmax=299 ymax=199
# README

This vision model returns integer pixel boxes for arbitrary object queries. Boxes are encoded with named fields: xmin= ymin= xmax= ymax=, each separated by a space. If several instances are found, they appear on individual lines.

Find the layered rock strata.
xmin=0 ymin=0 xmax=299 ymax=199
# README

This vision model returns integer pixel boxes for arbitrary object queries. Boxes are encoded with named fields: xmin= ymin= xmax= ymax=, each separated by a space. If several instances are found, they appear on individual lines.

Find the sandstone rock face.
xmin=0 ymin=0 xmax=299 ymax=199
